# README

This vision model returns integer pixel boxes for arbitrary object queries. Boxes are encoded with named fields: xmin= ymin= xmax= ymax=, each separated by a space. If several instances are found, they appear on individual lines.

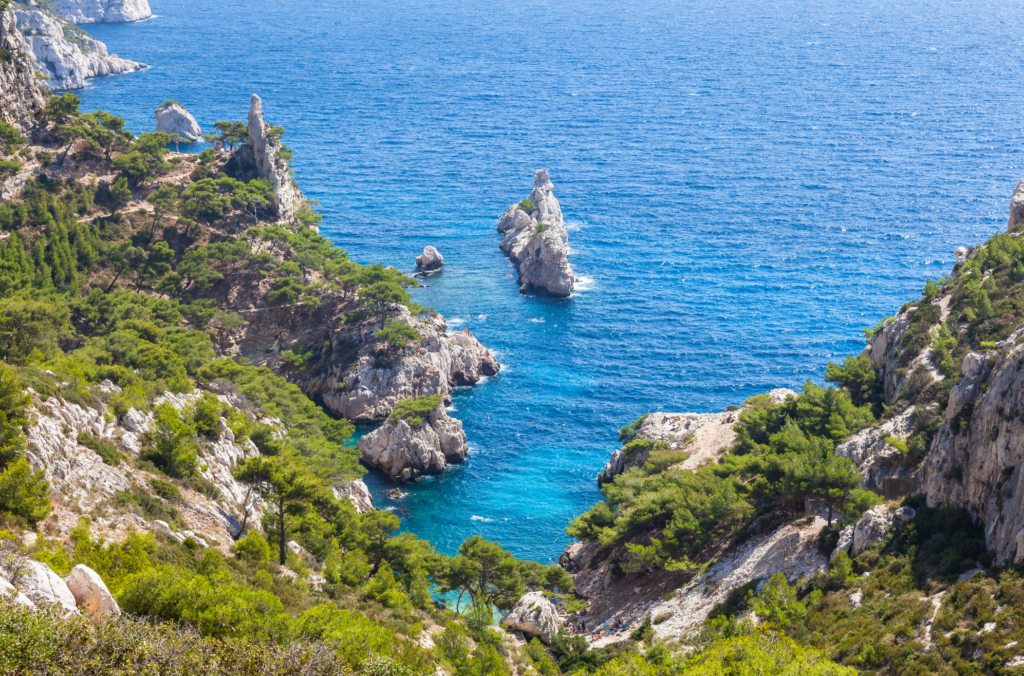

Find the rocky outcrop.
xmin=356 ymin=402 xmax=467 ymax=482
xmin=0 ymin=6 xmax=47 ymax=130
xmin=334 ymin=478 xmax=374 ymax=513
xmin=224 ymin=94 xmax=304 ymax=223
xmin=415 ymin=246 xmax=443 ymax=273
xmin=501 ymin=591 xmax=561 ymax=644
xmin=48 ymin=0 xmax=152 ymax=24
xmin=155 ymin=102 xmax=201 ymax=142
xmin=15 ymin=7 xmax=145 ymax=91
xmin=598 ymin=389 xmax=795 ymax=485
xmin=22 ymin=383 xmax=265 ymax=551
xmin=320 ymin=309 xmax=499 ymax=423
xmin=1009 ymin=180 xmax=1024 ymax=230
xmin=832 ymin=505 xmax=916 ymax=560
xmin=835 ymin=407 xmax=922 ymax=499
xmin=497 ymin=170 xmax=574 ymax=297
xmin=66 ymin=564 xmax=120 ymax=619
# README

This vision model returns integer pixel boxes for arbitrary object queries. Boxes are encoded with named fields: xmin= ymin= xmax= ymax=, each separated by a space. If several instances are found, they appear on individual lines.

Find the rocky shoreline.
xmin=13 ymin=2 xmax=146 ymax=91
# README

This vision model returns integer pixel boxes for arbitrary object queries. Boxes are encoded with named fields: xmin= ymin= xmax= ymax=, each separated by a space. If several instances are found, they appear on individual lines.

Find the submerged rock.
xmin=356 ymin=401 xmax=467 ymax=482
xmin=416 ymin=246 xmax=444 ymax=273
xmin=15 ymin=7 xmax=145 ymax=91
xmin=49 ymin=0 xmax=152 ymax=24
xmin=497 ymin=170 xmax=575 ymax=297
xmin=155 ymin=102 xmax=201 ymax=142
xmin=501 ymin=591 xmax=561 ymax=644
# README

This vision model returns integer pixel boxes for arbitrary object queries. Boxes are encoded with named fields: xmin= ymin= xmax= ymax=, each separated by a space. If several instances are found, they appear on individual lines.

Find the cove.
xmin=79 ymin=0 xmax=1024 ymax=562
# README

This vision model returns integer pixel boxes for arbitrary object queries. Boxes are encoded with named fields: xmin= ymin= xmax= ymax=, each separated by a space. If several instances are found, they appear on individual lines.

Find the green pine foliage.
xmin=387 ymin=395 xmax=442 ymax=427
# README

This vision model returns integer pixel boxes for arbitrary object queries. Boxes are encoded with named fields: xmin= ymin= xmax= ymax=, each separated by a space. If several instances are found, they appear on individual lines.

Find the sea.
xmin=77 ymin=0 xmax=1024 ymax=563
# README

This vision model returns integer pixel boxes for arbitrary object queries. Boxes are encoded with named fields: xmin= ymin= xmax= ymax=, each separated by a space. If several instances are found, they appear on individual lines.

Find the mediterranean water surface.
xmin=79 ymin=0 xmax=1024 ymax=562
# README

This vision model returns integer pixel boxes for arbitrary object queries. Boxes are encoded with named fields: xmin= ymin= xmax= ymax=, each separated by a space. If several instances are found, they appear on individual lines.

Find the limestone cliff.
xmin=24 ymin=381 xmax=264 ymax=550
xmin=47 ymin=0 xmax=151 ymax=24
xmin=15 ymin=5 xmax=145 ymax=91
xmin=0 ymin=6 xmax=46 ymax=130
xmin=497 ymin=170 xmax=575 ymax=297
xmin=224 ymin=94 xmax=304 ymax=223
xmin=356 ymin=402 xmax=468 ymax=482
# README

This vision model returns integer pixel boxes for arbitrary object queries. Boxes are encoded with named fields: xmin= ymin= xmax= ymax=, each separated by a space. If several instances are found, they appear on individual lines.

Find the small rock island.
xmin=497 ymin=170 xmax=575 ymax=297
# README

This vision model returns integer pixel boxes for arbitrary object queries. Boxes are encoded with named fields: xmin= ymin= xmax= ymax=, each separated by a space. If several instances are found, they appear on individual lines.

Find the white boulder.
xmin=501 ymin=591 xmax=561 ymax=644
xmin=16 ymin=560 xmax=78 ymax=616
xmin=66 ymin=564 xmax=120 ymax=619
xmin=155 ymin=102 xmax=201 ymax=143
xmin=0 ymin=576 xmax=35 ymax=608
xmin=416 ymin=246 xmax=444 ymax=272
xmin=333 ymin=478 xmax=374 ymax=513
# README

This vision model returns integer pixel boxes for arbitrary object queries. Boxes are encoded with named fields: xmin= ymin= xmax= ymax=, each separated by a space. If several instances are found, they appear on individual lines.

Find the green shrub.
xmin=387 ymin=395 xmax=441 ymax=427
xmin=234 ymin=531 xmax=270 ymax=563
xmin=518 ymin=198 xmax=537 ymax=212
xmin=149 ymin=478 xmax=180 ymax=501
xmin=0 ymin=457 xmax=50 ymax=527
xmin=114 ymin=484 xmax=183 ymax=527
xmin=77 ymin=430 xmax=122 ymax=466
xmin=376 ymin=321 xmax=421 ymax=349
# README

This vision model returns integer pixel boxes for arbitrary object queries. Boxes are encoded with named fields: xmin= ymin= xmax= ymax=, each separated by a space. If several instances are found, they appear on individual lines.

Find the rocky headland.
xmin=48 ymin=0 xmax=151 ymax=24
xmin=497 ymin=170 xmax=575 ymax=297
xmin=14 ymin=3 xmax=145 ymax=91
xmin=356 ymin=398 xmax=468 ymax=482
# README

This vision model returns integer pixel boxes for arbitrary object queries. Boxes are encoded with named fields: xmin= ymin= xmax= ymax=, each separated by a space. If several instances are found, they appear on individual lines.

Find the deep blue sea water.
xmin=78 ymin=0 xmax=1024 ymax=563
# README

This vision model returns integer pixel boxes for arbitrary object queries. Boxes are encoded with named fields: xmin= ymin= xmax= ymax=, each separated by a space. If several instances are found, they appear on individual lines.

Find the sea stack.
xmin=497 ymin=170 xmax=575 ymax=297
xmin=356 ymin=401 xmax=468 ymax=482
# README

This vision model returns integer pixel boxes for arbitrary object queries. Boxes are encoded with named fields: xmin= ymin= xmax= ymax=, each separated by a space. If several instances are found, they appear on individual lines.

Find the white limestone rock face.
xmin=66 ymin=564 xmax=120 ymax=618
xmin=416 ymin=246 xmax=444 ymax=272
xmin=497 ymin=170 xmax=575 ymax=297
xmin=0 ymin=7 xmax=47 ymax=130
xmin=333 ymin=479 xmax=374 ymax=513
xmin=648 ymin=517 xmax=829 ymax=640
xmin=1009 ymin=179 xmax=1024 ymax=230
xmin=501 ymin=591 xmax=561 ymax=644
xmin=15 ymin=8 xmax=145 ymax=91
xmin=357 ymin=402 xmax=467 ymax=482
xmin=225 ymin=94 xmax=304 ymax=223
xmin=323 ymin=308 xmax=499 ymax=422
xmin=832 ymin=505 xmax=916 ymax=560
xmin=155 ymin=102 xmax=201 ymax=142
xmin=835 ymin=407 xmax=922 ymax=498
xmin=49 ymin=0 xmax=152 ymax=24
xmin=16 ymin=560 xmax=78 ymax=616
xmin=0 ymin=576 xmax=35 ymax=608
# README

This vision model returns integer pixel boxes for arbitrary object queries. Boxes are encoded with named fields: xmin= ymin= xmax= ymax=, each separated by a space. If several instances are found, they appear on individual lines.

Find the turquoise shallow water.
xmin=78 ymin=0 xmax=1024 ymax=562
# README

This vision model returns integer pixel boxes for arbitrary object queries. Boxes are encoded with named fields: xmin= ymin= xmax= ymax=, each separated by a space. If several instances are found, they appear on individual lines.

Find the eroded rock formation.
xmin=497 ymin=170 xmax=574 ymax=297
xmin=224 ymin=94 xmax=304 ymax=223
xmin=356 ymin=402 xmax=467 ymax=482
xmin=15 ymin=7 xmax=145 ymax=91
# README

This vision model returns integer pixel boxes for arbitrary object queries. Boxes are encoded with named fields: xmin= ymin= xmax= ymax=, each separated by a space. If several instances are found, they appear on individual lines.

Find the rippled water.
xmin=78 ymin=0 xmax=1024 ymax=562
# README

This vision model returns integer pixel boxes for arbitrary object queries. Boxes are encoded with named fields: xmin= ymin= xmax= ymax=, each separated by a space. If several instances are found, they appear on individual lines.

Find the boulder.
xmin=66 ymin=564 xmax=120 ymax=619
xmin=831 ymin=525 xmax=854 ymax=562
xmin=416 ymin=246 xmax=444 ymax=272
xmin=16 ymin=560 xmax=78 ymax=616
xmin=0 ymin=576 xmax=35 ymax=608
xmin=155 ymin=102 xmax=201 ymax=143
xmin=501 ymin=591 xmax=560 ymax=644
xmin=955 ymin=246 xmax=969 ymax=265
xmin=333 ymin=478 xmax=374 ymax=513
xmin=496 ymin=170 xmax=575 ymax=297
xmin=357 ymin=402 xmax=467 ymax=482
